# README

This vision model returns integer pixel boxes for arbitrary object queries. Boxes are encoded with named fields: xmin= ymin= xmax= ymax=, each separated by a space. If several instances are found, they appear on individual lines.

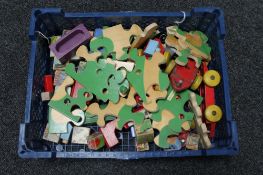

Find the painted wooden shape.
xmin=41 ymin=92 xmax=52 ymax=101
xmin=53 ymin=70 xmax=67 ymax=86
xmin=48 ymin=108 xmax=85 ymax=134
xmin=87 ymin=132 xmax=105 ymax=150
xmin=186 ymin=133 xmax=200 ymax=150
xmin=144 ymin=39 xmax=159 ymax=56
xmin=44 ymin=75 xmax=54 ymax=92
xmin=103 ymin=24 xmax=142 ymax=60
xmin=42 ymin=124 xmax=60 ymax=143
xmin=71 ymin=126 xmax=91 ymax=144
xmin=48 ymin=76 xmax=93 ymax=122
xmin=76 ymin=45 xmax=101 ymax=62
xmin=99 ymin=120 xmax=119 ymax=148
xmin=189 ymin=92 xmax=212 ymax=149
xmin=49 ymin=24 xmax=92 ymax=63
xmin=169 ymin=59 xmax=198 ymax=92
xmin=131 ymin=23 xmax=158 ymax=49
xmin=143 ymin=86 xmax=167 ymax=112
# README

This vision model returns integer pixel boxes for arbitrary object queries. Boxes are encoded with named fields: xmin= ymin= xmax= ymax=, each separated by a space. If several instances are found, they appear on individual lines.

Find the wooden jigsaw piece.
xmin=89 ymin=37 xmax=114 ymax=59
xmin=189 ymin=92 xmax=212 ymax=149
xmin=76 ymin=45 xmax=101 ymax=62
xmin=65 ymin=59 xmax=126 ymax=103
xmin=48 ymin=108 xmax=85 ymax=134
xmin=131 ymin=23 xmax=158 ymax=48
xmin=143 ymin=86 xmax=167 ymax=112
xmin=127 ymin=48 xmax=169 ymax=111
xmin=48 ymin=77 xmax=93 ymax=122
xmin=103 ymin=24 xmax=142 ymax=60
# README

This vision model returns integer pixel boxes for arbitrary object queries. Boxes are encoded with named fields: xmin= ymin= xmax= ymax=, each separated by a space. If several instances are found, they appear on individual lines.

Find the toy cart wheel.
xmin=165 ymin=60 xmax=176 ymax=74
xmin=164 ymin=51 xmax=171 ymax=64
xmin=191 ymin=74 xmax=203 ymax=90
xmin=205 ymin=105 xmax=222 ymax=122
xmin=203 ymin=70 xmax=221 ymax=87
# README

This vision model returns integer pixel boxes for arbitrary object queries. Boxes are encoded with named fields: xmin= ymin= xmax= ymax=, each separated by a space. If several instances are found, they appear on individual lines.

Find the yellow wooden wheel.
xmin=138 ymin=49 xmax=143 ymax=56
xmin=165 ymin=60 xmax=176 ymax=74
xmin=203 ymin=70 xmax=221 ymax=87
xmin=164 ymin=51 xmax=171 ymax=64
xmin=191 ymin=75 xmax=203 ymax=90
xmin=205 ymin=105 xmax=222 ymax=122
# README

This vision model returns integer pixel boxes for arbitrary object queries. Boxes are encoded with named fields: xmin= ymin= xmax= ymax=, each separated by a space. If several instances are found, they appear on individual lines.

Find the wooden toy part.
xmin=103 ymin=24 xmax=142 ymax=60
xmin=165 ymin=60 xmax=176 ymax=74
xmin=186 ymin=133 xmax=200 ymax=150
xmin=189 ymin=92 xmax=212 ymax=149
xmin=86 ymin=98 xmax=126 ymax=127
xmin=203 ymin=70 xmax=221 ymax=87
xmin=41 ymin=92 xmax=52 ymax=101
xmin=136 ymin=142 xmax=149 ymax=151
xmin=169 ymin=59 xmax=198 ymax=92
xmin=165 ymin=34 xmax=183 ymax=51
xmin=164 ymin=51 xmax=171 ymax=65
xmin=71 ymin=126 xmax=91 ymax=144
xmin=205 ymin=105 xmax=222 ymax=122
xmin=191 ymin=74 xmax=203 ymax=90
xmin=152 ymin=110 xmax=178 ymax=148
xmin=54 ymin=70 xmax=67 ymax=86
xmin=138 ymin=49 xmax=144 ymax=56
xmin=48 ymin=77 xmax=93 ymax=122
xmin=143 ymin=86 xmax=167 ymax=112
xmin=76 ymin=45 xmax=101 ymax=62
xmin=65 ymin=60 xmax=125 ymax=103
xmin=89 ymin=37 xmax=114 ymax=59
xmin=48 ymin=108 xmax=85 ymax=134
xmin=175 ymin=49 xmax=190 ymax=66
xmin=131 ymin=23 xmax=158 ymax=49
xmin=116 ymin=105 xmax=145 ymax=130
xmin=144 ymin=39 xmax=159 ymax=56
xmin=43 ymin=124 xmax=60 ymax=143
xmin=87 ymin=132 xmax=105 ymax=150
xmin=60 ymin=123 xmax=73 ymax=144
xmin=104 ymin=58 xmax=135 ymax=72
xmin=99 ymin=120 xmax=119 ymax=148
xmin=127 ymin=49 xmax=169 ymax=103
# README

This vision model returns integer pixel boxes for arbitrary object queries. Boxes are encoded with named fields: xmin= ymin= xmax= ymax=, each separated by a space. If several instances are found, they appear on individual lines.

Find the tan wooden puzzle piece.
xmin=103 ymin=24 xmax=142 ymax=60
xmin=131 ymin=23 xmax=158 ymax=48
xmin=143 ymin=86 xmax=167 ymax=112
xmin=76 ymin=45 xmax=101 ymax=62
xmin=189 ymin=92 xmax=211 ymax=149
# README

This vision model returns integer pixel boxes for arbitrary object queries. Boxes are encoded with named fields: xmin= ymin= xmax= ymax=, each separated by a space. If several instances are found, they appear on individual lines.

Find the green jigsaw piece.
xmin=187 ymin=31 xmax=211 ymax=56
xmin=139 ymin=119 xmax=152 ymax=132
xmin=90 ymin=37 xmax=114 ymax=59
xmin=127 ymin=49 xmax=146 ymax=101
xmin=48 ymin=87 xmax=93 ymax=122
xmin=65 ymin=60 xmax=125 ymax=103
xmin=116 ymin=105 xmax=145 ymax=130
xmin=155 ymin=126 xmax=178 ymax=148
xmin=175 ymin=49 xmax=190 ymax=66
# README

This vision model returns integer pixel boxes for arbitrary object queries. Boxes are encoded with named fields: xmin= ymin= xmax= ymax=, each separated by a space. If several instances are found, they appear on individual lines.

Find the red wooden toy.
xmin=44 ymin=75 xmax=54 ymax=92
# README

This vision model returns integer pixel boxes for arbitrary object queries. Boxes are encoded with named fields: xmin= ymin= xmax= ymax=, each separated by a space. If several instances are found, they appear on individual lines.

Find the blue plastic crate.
xmin=19 ymin=8 xmax=239 ymax=159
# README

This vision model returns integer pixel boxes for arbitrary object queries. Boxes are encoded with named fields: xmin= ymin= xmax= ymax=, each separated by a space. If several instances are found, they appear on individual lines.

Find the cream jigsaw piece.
xmin=103 ymin=24 xmax=142 ymax=60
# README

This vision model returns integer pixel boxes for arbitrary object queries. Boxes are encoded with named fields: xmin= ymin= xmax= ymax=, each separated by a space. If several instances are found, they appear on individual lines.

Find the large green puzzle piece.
xmin=127 ymin=48 xmax=169 ymax=102
xmin=65 ymin=60 xmax=125 ymax=103
xmin=48 ymin=85 xmax=93 ymax=123
xmin=151 ymin=88 xmax=203 ymax=148
xmin=186 ymin=31 xmax=211 ymax=56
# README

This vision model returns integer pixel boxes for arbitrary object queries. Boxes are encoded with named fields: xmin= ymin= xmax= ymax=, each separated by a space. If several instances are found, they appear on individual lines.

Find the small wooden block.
xmin=71 ymin=126 xmax=91 ymax=144
xmin=136 ymin=142 xmax=149 ymax=151
xmin=99 ymin=120 xmax=119 ymax=148
xmin=135 ymin=124 xmax=154 ymax=144
xmin=186 ymin=133 xmax=200 ymax=150
xmin=87 ymin=132 xmax=105 ymax=150
xmin=144 ymin=39 xmax=159 ymax=56
xmin=41 ymin=92 xmax=52 ymax=101
xmin=42 ymin=124 xmax=60 ymax=143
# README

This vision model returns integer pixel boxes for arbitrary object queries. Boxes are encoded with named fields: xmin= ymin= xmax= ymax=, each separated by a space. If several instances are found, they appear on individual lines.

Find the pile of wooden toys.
xmin=41 ymin=22 xmax=223 ymax=151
